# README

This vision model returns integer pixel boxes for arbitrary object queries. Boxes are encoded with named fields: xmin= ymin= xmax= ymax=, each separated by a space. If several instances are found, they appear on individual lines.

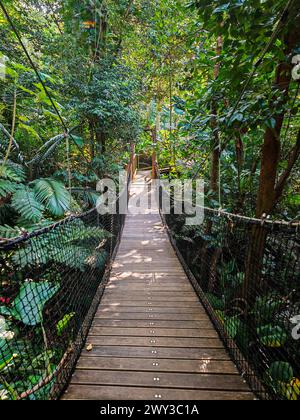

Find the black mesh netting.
xmin=157 ymin=173 xmax=300 ymax=400
xmin=0 ymin=195 xmax=126 ymax=400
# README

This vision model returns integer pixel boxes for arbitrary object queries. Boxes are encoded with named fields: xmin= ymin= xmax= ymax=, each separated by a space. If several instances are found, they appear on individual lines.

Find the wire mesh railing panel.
xmin=156 ymin=167 xmax=300 ymax=400
xmin=0 ymin=186 xmax=128 ymax=400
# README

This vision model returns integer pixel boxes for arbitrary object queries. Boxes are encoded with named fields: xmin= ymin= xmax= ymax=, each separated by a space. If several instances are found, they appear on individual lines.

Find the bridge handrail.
xmin=0 ymin=164 xmax=132 ymax=400
xmin=155 ymin=161 xmax=300 ymax=401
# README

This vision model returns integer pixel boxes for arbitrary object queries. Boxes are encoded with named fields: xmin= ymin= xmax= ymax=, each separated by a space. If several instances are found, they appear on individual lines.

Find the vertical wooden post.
xmin=130 ymin=142 xmax=135 ymax=180
xmin=152 ymin=127 xmax=157 ymax=179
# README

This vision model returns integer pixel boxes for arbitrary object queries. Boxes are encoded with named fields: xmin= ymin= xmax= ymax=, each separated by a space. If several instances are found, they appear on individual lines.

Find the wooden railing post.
xmin=152 ymin=127 xmax=157 ymax=179
xmin=129 ymin=142 xmax=136 ymax=180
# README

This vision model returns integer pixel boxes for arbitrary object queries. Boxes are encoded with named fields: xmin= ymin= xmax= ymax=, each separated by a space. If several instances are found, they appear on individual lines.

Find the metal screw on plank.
xmin=153 ymin=377 xmax=160 ymax=382
xmin=152 ymin=350 xmax=157 ymax=354
xmin=150 ymin=339 xmax=156 ymax=344
xmin=153 ymin=362 xmax=159 ymax=367
xmin=155 ymin=395 xmax=162 ymax=399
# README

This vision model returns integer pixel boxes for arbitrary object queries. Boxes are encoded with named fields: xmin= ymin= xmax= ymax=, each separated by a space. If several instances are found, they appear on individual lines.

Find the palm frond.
xmin=11 ymin=187 xmax=44 ymax=222
xmin=82 ymin=191 xmax=100 ymax=207
xmin=27 ymin=134 xmax=65 ymax=166
xmin=10 ymin=221 xmax=110 ymax=271
xmin=33 ymin=178 xmax=71 ymax=217
xmin=71 ymin=188 xmax=100 ymax=208
xmin=27 ymin=126 xmax=81 ymax=166
xmin=0 ymin=161 xmax=26 ymax=182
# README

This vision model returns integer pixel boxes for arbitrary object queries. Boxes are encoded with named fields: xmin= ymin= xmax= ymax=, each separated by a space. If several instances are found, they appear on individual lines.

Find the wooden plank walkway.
xmin=63 ymin=172 xmax=253 ymax=400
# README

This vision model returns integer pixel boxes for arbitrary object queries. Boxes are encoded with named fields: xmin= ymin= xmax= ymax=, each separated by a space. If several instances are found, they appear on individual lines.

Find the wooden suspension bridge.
xmin=62 ymin=171 xmax=254 ymax=400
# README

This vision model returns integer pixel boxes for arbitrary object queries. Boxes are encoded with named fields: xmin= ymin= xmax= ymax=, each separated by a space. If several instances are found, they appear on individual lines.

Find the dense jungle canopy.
xmin=0 ymin=0 xmax=299 ymax=236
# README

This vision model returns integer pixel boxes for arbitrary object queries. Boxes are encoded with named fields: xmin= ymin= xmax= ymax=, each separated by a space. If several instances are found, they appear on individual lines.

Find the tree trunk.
xmin=209 ymin=36 xmax=223 ymax=200
xmin=152 ymin=127 xmax=157 ymax=179
xmin=234 ymin=133 xmax=245 ymax=212
xmin=256 ymin=19 xmax=300 ymax=217
xmin=96 ymin=130 xmax=106 ymax=154
xmin=88 ymin=120 xmax=95 ymax=160
xmin=244 ymin=17 xmax=300 ymax=309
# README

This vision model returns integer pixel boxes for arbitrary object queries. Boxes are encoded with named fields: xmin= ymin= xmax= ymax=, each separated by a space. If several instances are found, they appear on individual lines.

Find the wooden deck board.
xmin=85 ymin=336 xmax=224 ymax=348
xmin=62 ymin=171 xmax=253 ymax=401
xmin=89 ymin=327 xmax=218 ymax=337
xmin=63 ymin=385 xmax=254 ymax=400
xmin=70 ymin=370 xmax=249 ymax=391
xmin=75 ymin=357 xmax=237 ymax=374
xmin=79 ymin=346 xmax=231 ymax=360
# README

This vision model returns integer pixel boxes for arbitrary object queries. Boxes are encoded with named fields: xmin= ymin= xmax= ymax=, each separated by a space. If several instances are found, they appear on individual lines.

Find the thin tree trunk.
xmin=256 ymin=20 xmax=300 ymax=217
xmin=244 ymin=18 xmax=300 ymax=309
xmin=234 ymin=133 xmax=245 ymax=211
xmin=209 ymin=36 xmax=223 ymax=199
xmin=95 ymin=127 xmax=106 ymax=155
xmin=88 ymin=120 xmax=95 ymax=160
xmin=2 ymin=89 xmax=17 ymax=166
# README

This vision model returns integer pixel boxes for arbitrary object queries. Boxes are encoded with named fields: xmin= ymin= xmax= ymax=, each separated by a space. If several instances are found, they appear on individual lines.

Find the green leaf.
xmin=206 ymin=293 xmax=225 ymax=310
xmin=265 ymin=118 xmax=276 ymax=129
xmin=257 ymin=324 xmax=288 ymax=348
xmin=11 ymin=281 xmax=60 ymax=326
xmin=224 ymin=316 xmax=241 ymax=339
xmin=0 ymin=162 xmax=25 ymax=182
xmin=70 ymin=135 xmax=84 ymax=147
xmin=18 ymin=123 xmax=40 ymax=139
xmin=213 ymin=3 xmax=230 ymax=13
xmin=33 ymin=178 xmax=71 ymax=217
xmin=0 ymin=307 xmax=13 ymax=317
xmin=57 ymin=313 xmax=75 ymax=336
xmin=11 ymin=188 xmax=44 ymax=223
xmin=267 ymin=362 xmax=294 ymax=383
xmin=0 ymin=225 xmax=22 ymax=239
xmin=0 ymin=179 xmax=17 ymax=198
xmin=17 ymin=85 xmax=35 ymax=96
xmin=252 ymin=293 xmax=283 ymax=322
xmin=0 ymin=317 xmax=17 ymax=372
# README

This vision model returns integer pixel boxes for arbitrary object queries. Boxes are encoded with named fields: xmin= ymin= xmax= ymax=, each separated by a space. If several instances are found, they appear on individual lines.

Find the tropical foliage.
xmin=0 ymin=0 xmax=299 ymax=400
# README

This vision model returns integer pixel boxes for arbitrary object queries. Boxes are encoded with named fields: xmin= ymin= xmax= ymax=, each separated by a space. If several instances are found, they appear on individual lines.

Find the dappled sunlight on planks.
xmin=63 ymin=171 xmax=253 ymax=401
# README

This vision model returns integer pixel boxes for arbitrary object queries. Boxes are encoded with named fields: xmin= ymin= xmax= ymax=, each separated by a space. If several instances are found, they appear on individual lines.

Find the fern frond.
xmin=85 ymin=249 xmax=108 ymax=269
xmin=12 ymin=245 xmax=49 ymax=268
xmin=72 ymin=188 xmax=100 ymax=207
xmin=33 ymin=178 xmax=71 ymax=217
xmin=0 ymin=179 xmax=18 ymax=198
xmin=0 ymin=161 xmax=26 ymax=182
xmin=51 ymin=244 xmax=90 ymax=271
xmin=15 ymin=217 xmax=53 ymax=231
xmin=9 ymin=219 xmax=109 ymax=271
xmin=0 ymin=224 xmax=22 ymax=239
xmin=11 ymin=188 xmax=44 ymax=222
xmin=27 ymin=134 xmax=65 ymax=165
xmin=60 ymin=223 xmax=110 ymax=243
